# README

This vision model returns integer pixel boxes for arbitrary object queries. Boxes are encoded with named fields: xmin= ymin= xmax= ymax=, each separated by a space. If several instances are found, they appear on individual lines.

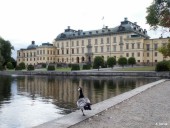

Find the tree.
xmin=107 ymin=57 xmax=116 ymax=68
xmin=158 ymin=40 xmax=170 ymax=58
xmin=18 ymin=62 xmax=26 ymax=70
xmin=93 ymin=56 xmax=104 ymax=71
xmin=146 ymin=0 xmax=170 ymax=30
xmin=118 ymin=57 xmax=127 ymax=67
xmin=0 ymin=37 xmax=14 ymax=65
xmin=128 ymin=57 xmax=136 ymax=67
xmin=6 ymin=62 xmax=14 ymax=70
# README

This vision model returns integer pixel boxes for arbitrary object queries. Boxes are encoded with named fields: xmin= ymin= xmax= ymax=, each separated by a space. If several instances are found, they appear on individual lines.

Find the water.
xmin=0 ymin=75 xmax=160 ymax=128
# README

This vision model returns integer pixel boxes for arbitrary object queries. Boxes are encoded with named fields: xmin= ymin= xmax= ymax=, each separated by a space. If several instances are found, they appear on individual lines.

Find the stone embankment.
xmin=0 ymin=70 xmax=170 ymax=78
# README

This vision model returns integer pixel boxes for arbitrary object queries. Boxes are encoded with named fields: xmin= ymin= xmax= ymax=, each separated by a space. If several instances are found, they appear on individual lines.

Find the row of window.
xmin=18 ymin=50 xmax=55 ymax=57
xmin=126 ymin=52 xmax=158 ymax=57
xmin=57 ymin=36 xmax=124 ymax=48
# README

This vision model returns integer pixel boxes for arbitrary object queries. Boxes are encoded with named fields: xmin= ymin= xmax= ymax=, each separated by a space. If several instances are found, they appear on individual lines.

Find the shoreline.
xmin=0 ymin=70 xmax=170 ymax=78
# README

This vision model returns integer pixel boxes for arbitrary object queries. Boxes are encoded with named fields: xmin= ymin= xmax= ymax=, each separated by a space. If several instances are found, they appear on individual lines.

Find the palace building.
xmin=17 ymin=18 xmax=169 ymax=66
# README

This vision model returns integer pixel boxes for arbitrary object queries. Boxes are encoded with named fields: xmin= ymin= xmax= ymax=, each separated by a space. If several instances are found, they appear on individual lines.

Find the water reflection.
xmin=0 ymin=75 xmax=160 ymax=128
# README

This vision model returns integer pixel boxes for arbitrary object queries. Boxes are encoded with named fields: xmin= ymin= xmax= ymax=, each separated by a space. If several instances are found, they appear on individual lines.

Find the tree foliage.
xmin=118 ymin=57 xmax=127 ymax=67
xmin=0 ymin=37 xmax=14 ymax=65
xmin=158 ymin=39 xmax=170 ymax=58
xmin=93 ymin=56 xmax=104 ymax=70
xmin=128 ymin=57 xmax=136 ymax=67
xmin=107 ymin=57 xmax=116 ymax=68
xmin=6 ymin=62 xmax=14 ymax=70
xmin=18 ymin=62 xmax=26 ymax=70
xmin=146 ymin=0 xmax=170 ymax=30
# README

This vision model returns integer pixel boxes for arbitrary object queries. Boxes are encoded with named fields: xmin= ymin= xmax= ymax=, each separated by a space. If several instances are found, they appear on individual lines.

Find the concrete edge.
xmin=33 ymin=79 xmax=167 ymax=128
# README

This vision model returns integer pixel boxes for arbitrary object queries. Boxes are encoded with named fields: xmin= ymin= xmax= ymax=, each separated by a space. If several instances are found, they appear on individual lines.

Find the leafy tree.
xmin=0 ymin=37 xmax=14 ymax=65
xmin=18 ymin=62 xmax=26 ymax=70
xmin=6 ymin=62 xmax=14 ymax=70
xmin=93 ymin=56 xmax=104 ymax=71
xmin=128 ymin=57 xmax=136 ymax=67
xmin=118 ymin=57 xmax=127 ymax=67
xmin=158 ymin=40 xmax=170 ymax=59
xmin=146 ymin=0 xmax=170 ymax=30
xmin=27 ymin=64 xmax=34 ymax=71
xmin=107 ymin=57 xmax=116 ymax=68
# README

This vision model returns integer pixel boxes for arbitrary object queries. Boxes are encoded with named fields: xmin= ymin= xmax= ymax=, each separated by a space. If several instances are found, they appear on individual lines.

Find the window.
xmin=126 ymin=53 xmax=129 ymax=57
xmin=66 ymin=42 xmax=69 ymax=47
xmin=120 ymin=36 xmax=123 ymax=43
xmin=62 ymin=50 xmax=64 ymax=54
xmin=77 ymin=41 xmax=79 ymax=46
xmin=66 ymin=49 xmax=69 ymax=54
xmin=107 ymin=46 xmax=110 ymax=52
xmin=113 ymin=45 xmax=116 ymax=52
xmin=101 ymin=46 xmax=104 ymax=52
xmin=147 ymin=52 xmax=149 ymax=57
xmin=82 ymin=47 xmax=84 ymax=53
xmin=72 ymin=49 xmax=74 ymax=54
xmin=107 ymin=37 xmax=109 ymax=44
xmin=138 ymin=52 xmax=140 ymax=57
xmin=95 ymin=46 xmax=98 ymax=53
xmin=101 ymin=38 xmax=103 ymax=44
xmin=120 ymin=46 xmax=123 ymax=52
xmin=113 ymin=37 xmax=116 ymax=43
xmin=138 ymin=60 xmax=140 ymax=63
xmin=155 ymin=52 xmax=157 ymax=56
xmin=58 ymin=50 xmax=60 ymax=55
xmin=126 ymin=44 xmax=129 ymax=49
xmin=132 ymin=53 xmax=134 ymax=57
xmin=88 ymin=39 xmax=91 ymax=45
xmin=146 ymin=44 xmax=150 ymax=51
xmin=154 ymin=44 xmax=158 ymax=50
xmin=82 ymin=40 xmax=84 ymax=46
xmin=137 ymin=43 xmax=140 ymax=49
xmin=43 ymin=50 xmax=45 ymax=54
xmin=72 ymin=41 xmax=74 ymax=46
xmin=132 ymin=43 xmax=135 ymax=49
xmin=77 ymin=48 xmax=79 ymax=54
xmin=95 ymin=39 xmax=98 ymax=45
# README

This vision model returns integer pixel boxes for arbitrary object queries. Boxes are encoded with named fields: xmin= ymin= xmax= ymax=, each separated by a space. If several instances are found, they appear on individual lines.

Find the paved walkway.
xmin=70 ymin=80 xmax=170 ymax=128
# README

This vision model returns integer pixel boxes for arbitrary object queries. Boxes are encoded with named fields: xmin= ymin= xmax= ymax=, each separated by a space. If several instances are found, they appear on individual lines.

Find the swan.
xmin=77 ymin=87 xmax=91 ymax=116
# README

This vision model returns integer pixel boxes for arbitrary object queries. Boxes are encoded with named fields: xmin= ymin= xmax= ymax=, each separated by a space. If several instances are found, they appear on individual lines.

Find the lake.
xmin=0 ymin=75 xmax=160 ymax=128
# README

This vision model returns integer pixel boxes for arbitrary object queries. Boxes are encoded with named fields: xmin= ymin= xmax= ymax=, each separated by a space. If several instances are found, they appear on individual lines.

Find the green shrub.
xmin=82 ymin=64 xmax=91 ymax=70
xmin=155 ymin=60 xmax=170 ymax=71
xmin=71 ymin=64 xmax=80 ymax=71
xmin=47 ymin=65 xmax=55 ymax=71
xmin=42 ymin=63 xmax=46 ymax=68
xmin=18 ymin=62 xmax=26 ymax=69
xmin=27 ymin=64 xmax=34 ymax=71
xmin=15 ymin=65 xmax=22 ymax=70
xmin=6 ymin=62 xmax=14 ymax=70
xmin=0 ymin=64 xmax=4 ymax=70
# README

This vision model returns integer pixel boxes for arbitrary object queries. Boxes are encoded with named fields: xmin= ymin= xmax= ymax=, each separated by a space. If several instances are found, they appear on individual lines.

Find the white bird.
xmin=77 ymin=87 xmax=91 ymax=116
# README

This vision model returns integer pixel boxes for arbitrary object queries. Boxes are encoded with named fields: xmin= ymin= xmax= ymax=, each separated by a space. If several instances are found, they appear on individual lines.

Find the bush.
xmin=82 ymin=64 xmax=91 ymax=70
xmin=71 ymin=64 xmax=80 ymax=71
xmin=47 ymin=65 xmax=55 ymax=71
xmin=6 ymin=62 xmax=14 ymax=70
xmin=118 ymin=57 xmax=127 ymax=67
xmin=107 ymin=57 xmax=116 ymax=68
xmin=128 ymin=57 xmax=136 ymax=67
xmin=15 ymin=65 xmax=22 ymax=70
xmin=93 ymin=56 xmax=104 ymax=70
xmin=27 ymin=64 xmax=34 ymax=71
xmin=18 ymin=62 xmax=26 ymax=69
xmin=42 ymin=63 xmax=46 ymax=68
xmin=0 ymin=64 xmax=4 ymax=71
xmin=155 ymin=60 xmax=170 ymax=71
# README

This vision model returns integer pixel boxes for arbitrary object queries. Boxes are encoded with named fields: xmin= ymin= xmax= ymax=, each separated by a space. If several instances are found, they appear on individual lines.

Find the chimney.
xmin=68 ymin=26 xmax=70 ymax=29
xmin=134 ymin=22 xmax=137 ymax=25
xmin=124 ymin=17 xmax=128 ymax=21
xmin=32 ymin=41 xmax=35 ymax=44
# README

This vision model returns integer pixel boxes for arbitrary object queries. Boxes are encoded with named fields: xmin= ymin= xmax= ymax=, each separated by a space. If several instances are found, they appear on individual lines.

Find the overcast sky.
xmin=0 ymin=0 xmax=169 ymax=59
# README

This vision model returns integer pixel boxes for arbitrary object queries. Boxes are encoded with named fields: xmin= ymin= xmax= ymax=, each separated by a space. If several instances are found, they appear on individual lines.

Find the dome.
xmin=27 ymin=41 xmax=37 ymax=50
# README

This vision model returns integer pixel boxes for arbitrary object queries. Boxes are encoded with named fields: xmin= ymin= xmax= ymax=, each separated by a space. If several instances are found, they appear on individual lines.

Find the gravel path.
xmin=70 ymin=80 xmax=170 ymax=128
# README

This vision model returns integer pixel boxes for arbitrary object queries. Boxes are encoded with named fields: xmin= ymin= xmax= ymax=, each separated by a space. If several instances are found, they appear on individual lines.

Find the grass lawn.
xmin=115 ymin=66 xmax=156 ymax=71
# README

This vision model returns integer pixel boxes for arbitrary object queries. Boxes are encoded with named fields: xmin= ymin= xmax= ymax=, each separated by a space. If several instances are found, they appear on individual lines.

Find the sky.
xmin=0 ymin=0 xmax=169 ymax=59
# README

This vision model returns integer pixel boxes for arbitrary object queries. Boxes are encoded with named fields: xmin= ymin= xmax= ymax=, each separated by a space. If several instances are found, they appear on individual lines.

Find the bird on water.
xmin=77 ymin=87 xmax=91 ymax=116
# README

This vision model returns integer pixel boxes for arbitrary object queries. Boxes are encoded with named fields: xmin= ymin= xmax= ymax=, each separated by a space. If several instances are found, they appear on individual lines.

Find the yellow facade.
xmin=17 ymin=18 xmax=170 ymax=66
